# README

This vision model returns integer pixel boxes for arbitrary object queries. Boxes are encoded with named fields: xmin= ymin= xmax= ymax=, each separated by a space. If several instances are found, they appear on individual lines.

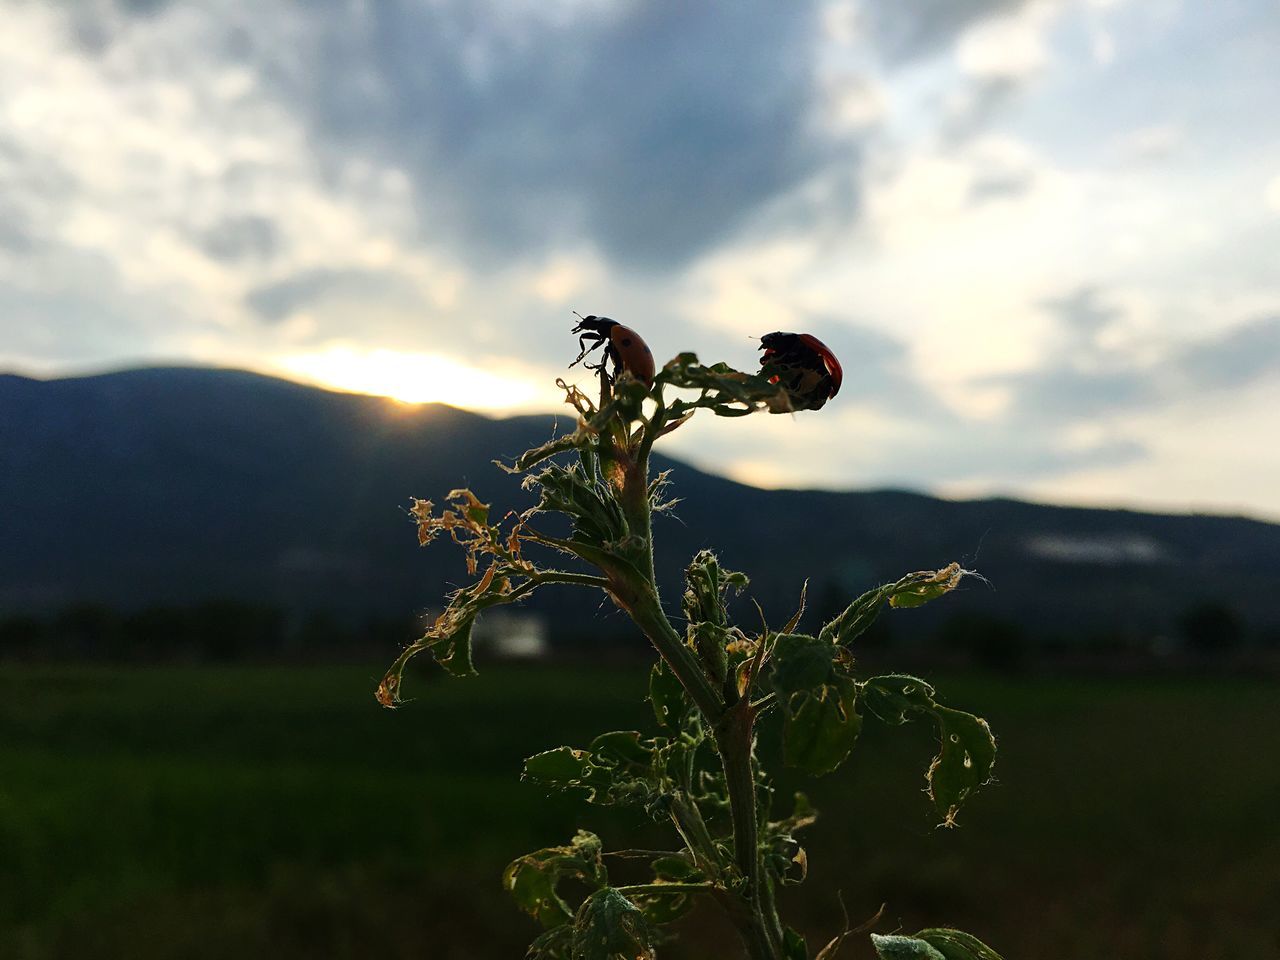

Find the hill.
xmin=3 ymin=367 xmax=1278 ymax=653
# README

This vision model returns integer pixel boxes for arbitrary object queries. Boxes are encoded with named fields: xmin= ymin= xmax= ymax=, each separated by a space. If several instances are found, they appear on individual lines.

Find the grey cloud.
xmin=269 ymin=0 xmax=833 ymax=272
xmin=1042 ymin=286 xmax=1122 ymax=341
xmin=862 ymin=0 xmax=1032 ymax=64
xmin=198 ymin=216 xmax=279 ymax=264
xmin=245 ymin=268 xmax=423 ymax=324
xmin=800 ymin=317 xmax=954 ymax=420
xmin=1177 ymin=316 xmax=1280 ymax=391
xmin=969 ymin=169 xmax=1034 ymax=203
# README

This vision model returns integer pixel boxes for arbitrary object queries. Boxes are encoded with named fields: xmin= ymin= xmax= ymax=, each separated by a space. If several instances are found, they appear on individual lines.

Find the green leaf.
xmin=503 ymin=831 xmax=606 ymax=929
xmin=783 ymin=674 xmax=862 ymax=775
xmin=915 ymin=929 xmax=1005 ymax=960
xmin=770 ymin=633 xmax=835 ymax=694
xmin=570 ymin=888 xmax=659 ymax=960
xmin=527 ymin=926 xmax=574 ymax=959
xmin=871 ymin=934 xmax=948 ymax=960
xmin=524 ymin=747 xmax=598 ymax=786
xmin=782 ymin=927 xmax=809 ymax=960
xmin=819 ymin=564 xmax=968 ymax=647
xmin=428 ymin=614 xmax=478 ymax=677
xmin=928 ymin=707 xmax=997 ymax=826
xmin=860 ymin=678 xmax=997 ymax=824
xmin=649 ymin=659 xmax=687 ymax=730
xmin=860 ymin=674 xmax=936 ymax=725
xmin=650 ymin=855 xmax=703 ymax=883
xmin=888 ymin=563 xmax=966 ymax=608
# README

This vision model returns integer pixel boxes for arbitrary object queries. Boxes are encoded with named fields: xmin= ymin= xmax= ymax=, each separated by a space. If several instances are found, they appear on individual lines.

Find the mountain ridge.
xmin=3 ymin=366 xmax=1278 ymax=648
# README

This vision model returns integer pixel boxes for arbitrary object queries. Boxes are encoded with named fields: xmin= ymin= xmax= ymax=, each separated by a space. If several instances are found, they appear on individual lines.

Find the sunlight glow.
xmin=277 ymin=346 xmax=542 ymax=410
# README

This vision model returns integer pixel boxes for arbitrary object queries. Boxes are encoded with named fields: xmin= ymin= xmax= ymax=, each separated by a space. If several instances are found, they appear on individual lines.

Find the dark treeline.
xmin=1 ymin=596 xmax=1272 ymax=674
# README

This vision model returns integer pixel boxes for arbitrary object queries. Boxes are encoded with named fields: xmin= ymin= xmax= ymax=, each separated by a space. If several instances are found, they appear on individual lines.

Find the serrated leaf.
xmin=860 ymin=675 xmax=936 ymax=725
xmin=770 ymin=632 xmax=835 ymax=694
xmin=649 ymin=659 xmax=687 ymax=730
xmin=504 ymin=831 xmax=606 ymax=929
xmin=783 ymin=674 xmax=862 ymax=776
xmin=570 ymin=888 xmax=659 ymax=960
xmin=915 ymin=928 xmax=1005 ymax=960
xmin=870 ymin=934 xmax=947 ymax=960
xmin=928 ymin=707 xmax=997 ymax=826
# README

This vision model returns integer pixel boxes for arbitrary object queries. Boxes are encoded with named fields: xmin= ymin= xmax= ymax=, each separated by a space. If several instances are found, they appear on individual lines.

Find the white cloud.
xmin=1265 ymin=174 xmax=1280 ymax=214
xmin=955 ymin=4 xmax=1054 ymax=79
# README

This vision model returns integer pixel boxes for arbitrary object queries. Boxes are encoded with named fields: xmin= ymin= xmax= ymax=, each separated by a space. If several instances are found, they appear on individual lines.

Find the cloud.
xmin=244 ymin=268 xmax=424 ymax=325
xmin=264 ymin=0 xmax=836 ymax=272
xmin=862 ymin=0 xmax=1033 ymax=64
xmin=1177 ymin=316 xmax=1280 ymax=392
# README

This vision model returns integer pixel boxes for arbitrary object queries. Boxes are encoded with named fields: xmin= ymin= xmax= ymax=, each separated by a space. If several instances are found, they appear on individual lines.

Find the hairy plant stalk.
xmin=380 ymin=346 xmax=1005 ymax=960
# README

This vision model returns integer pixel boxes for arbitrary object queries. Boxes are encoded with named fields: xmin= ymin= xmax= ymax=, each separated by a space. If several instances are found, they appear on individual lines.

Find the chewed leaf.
xmin=820 ymin=564 xmax=970 ymax=646
xmin=649 ymin=659 xmax=688 ymax=730
xmin=915 ymin=928 xmax=1005 ymax=960
xmin=522 ymin=733 xmax=661 ymax=809
xmin=928 ymin=707 xmax=997 ymax=826
xmin=871 ymin=934 xmax=948 ymax=960
xmin=783 ymin=675 xmax=862 ymax=776
xmin=888 ymin=562 xmax=966 ymax=609
xmin=503 ymin=831 xmax=606 ymax=929
xmin=770 ymin=632 xmax=836 ymax=695
xmin=860 ymin=677 xmax=997 ymax=825
xmin=860 ymin=674 xmax=936 ymax=725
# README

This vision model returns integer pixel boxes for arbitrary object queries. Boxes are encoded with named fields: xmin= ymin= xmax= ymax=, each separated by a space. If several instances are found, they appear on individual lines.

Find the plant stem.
xmin=613 ymin=427 xmax=783 ymax=960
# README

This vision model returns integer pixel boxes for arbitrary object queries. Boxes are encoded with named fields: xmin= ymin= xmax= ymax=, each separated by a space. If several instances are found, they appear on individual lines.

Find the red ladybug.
xmin=569 ymin=315 xmax=656 ymax=387
xmin=758 ymin=332 xmax=842 ymax=410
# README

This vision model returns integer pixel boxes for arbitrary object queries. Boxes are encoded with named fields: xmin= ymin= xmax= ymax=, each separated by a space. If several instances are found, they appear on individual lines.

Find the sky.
xmin=2 ymin=0 xmax=1279 ymax=517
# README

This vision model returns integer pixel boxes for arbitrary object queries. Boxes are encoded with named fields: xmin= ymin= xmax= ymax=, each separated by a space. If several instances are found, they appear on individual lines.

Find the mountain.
xmin=3 ymin=367 xmax=1279 ymax=651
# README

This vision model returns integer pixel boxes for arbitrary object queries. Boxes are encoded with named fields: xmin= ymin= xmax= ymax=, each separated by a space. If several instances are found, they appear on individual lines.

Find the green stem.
xmin=717 ymin=705 xmax=785 ymax=960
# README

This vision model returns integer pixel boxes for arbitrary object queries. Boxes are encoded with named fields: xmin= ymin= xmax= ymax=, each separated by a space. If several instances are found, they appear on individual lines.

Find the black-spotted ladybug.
xmin=570 ymin=315 xmax=656 ymax=387
xmin=758 ymin=332 xmax=842 ymax=410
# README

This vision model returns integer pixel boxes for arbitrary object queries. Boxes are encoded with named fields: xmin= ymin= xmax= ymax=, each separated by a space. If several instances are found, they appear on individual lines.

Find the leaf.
xmin=650 ymin=855 xmax=702 ymax=883
xmin=783 ymin=674 xmax=862 ymax=776
xmin=649 ymin=659 xmax=687 ymax=730
xmin=570 ymin=888 xmax=659 ymax=960
xmin=770 ymin=632 xmax=835 ymax=695
xmin=888 ymin=563 xmax=966 ymax=609
xmin=522 ymin=734 xmax=661 ymax=809
xmin=769 ymin=791 xmax=819 ymax=836
xmin=819 ymin=564 xmax=969 ymax=647
xmin=914 ymin=929 xmax=1005 ymax=960
xmin=928 ymin=707 xmax=997 ymax=826
xmin=503 ymin=831 xmax=606 ymax=929
xmin=860 ymin=678 xmax=997 ymax=825
xmin=528 ymin=926 xmax=574 ymax=959
xmin=782 ymin=927 xmax=809 ymax=960
xmin=870 ymin=934 xmax=948 ymax=960
xmin=860 ymin=675 xmax=936 ymax=726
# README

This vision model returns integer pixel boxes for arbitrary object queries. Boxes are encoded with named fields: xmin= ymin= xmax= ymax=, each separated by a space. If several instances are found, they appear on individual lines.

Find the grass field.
xmin=2 ymin=662 xmax=1278 ymax=959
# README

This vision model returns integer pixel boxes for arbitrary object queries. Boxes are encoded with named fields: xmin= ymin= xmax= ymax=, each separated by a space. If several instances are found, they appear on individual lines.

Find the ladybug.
xmin=569 ymin=315 xmax=656 ymax=387
xmin=758 ymin=332 xmax=842 ymax=411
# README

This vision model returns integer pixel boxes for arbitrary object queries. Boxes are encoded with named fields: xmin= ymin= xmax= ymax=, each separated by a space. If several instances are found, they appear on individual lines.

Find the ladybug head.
xmin=571 ymin=314 xmax=618 ymax=337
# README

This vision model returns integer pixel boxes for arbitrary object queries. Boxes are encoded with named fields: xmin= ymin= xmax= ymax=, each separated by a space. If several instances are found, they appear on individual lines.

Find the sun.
xmin=277 ymin=346 xmax=544 ymax=411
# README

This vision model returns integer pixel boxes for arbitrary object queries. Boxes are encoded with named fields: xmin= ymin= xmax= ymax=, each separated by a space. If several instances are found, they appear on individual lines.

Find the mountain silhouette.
xmin=3 ymin=367 xmax=1278 ymax=650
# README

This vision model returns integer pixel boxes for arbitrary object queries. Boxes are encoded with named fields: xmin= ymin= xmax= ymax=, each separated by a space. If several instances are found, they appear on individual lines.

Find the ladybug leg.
xmin=569 ymin=331 xmax=606 ymax=370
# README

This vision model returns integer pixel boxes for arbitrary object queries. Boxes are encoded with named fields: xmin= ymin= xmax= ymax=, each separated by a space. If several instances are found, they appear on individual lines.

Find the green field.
xmin=2 ymin=663 xmax=1277 ymax=959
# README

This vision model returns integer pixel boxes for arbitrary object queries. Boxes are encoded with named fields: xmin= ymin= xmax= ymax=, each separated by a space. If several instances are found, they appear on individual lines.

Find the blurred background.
xmin=2 ymin=1 xmax=1279 ymax=958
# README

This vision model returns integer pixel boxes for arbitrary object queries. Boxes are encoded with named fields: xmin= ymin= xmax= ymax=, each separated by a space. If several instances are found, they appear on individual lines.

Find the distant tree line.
xmin=0 ymin=595 xmax=1270 ymax=671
